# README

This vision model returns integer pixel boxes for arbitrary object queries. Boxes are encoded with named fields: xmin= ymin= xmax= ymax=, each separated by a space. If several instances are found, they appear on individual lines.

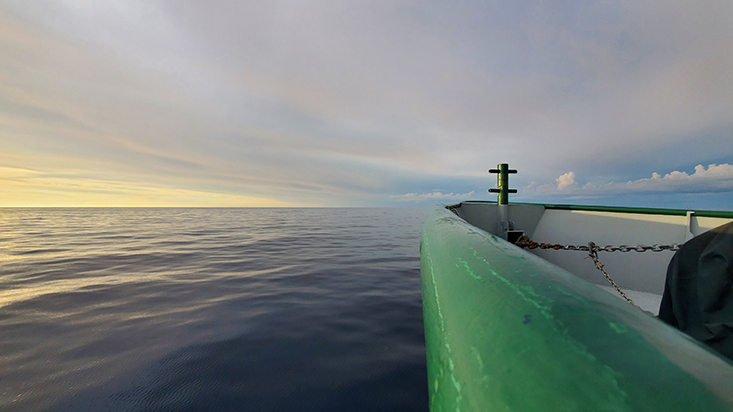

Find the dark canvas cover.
xmin=659 ymin=221 xmax=733 ymax=360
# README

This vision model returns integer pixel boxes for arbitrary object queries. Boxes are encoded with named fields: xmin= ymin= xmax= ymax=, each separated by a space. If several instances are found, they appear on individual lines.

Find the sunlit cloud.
xmin=526 ymin=164 xmax=733 ymax=197
xmin=0 ymin=167 xmax=302 ymax=207
xmin=555 ymin=172 xmax=579 ymax=191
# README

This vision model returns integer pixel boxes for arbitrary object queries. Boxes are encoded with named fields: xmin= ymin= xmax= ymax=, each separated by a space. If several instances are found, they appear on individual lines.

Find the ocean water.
xmin=0 ymin=208 xmax=429 ymax=411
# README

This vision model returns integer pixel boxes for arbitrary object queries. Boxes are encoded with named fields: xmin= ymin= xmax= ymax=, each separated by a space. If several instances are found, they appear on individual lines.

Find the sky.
xmin=1 ymin=0 xmax=732 ymax=209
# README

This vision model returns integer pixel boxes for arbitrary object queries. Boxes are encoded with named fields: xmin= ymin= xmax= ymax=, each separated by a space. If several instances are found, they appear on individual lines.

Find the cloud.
xmin=527 ymin=164 xmax=733 ymax=196
xmin=392 ymin=190 xmax=475 ymax=203
xmin=0 ymin=166 xmax=302 ymax=207
xmin=0 ymin=1 xmax=732 ymax=207
xmin=555 ymin=171 xmax=578 ymax=190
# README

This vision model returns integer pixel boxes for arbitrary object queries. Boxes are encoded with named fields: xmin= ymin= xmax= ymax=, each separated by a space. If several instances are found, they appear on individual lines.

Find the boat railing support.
xmin=489 ymin=163 xmax=523 ymax=242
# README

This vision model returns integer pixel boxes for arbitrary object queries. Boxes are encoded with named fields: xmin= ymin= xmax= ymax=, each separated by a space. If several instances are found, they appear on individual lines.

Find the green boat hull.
xmin=420 ymin=206 xmax=733 ymax=411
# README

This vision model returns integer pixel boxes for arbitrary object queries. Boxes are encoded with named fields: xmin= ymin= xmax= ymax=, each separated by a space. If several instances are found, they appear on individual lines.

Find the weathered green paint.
xmin=420 ymin=206 xmax=733 ymax=411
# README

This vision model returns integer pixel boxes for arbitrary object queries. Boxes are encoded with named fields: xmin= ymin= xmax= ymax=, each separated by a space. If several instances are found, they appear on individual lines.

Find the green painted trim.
xmin=421 ymin=206 xmax=733 ymax=411
xmin=457 ymin=200 xmax=733 ymax=219
xmin=542 ymin=203 xmax=733 ymax=218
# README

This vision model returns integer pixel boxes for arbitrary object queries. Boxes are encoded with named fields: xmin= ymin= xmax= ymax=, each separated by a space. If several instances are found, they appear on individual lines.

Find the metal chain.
xmin=514 ymin=235 xmax=682 ymax=253
xmin=587 ymin=242 xmax=639 ymax=308
xmin=514 ymin=235 xmax=682 ymax=308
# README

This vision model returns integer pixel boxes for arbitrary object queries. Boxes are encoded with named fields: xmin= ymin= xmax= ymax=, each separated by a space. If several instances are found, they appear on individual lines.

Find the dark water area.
xmin=0 ymin=208 xmax=429 ymax=411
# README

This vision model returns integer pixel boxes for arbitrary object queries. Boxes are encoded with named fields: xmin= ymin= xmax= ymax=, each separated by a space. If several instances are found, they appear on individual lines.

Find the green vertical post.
xmin=488 ymin=163 xmax=517 ymax=205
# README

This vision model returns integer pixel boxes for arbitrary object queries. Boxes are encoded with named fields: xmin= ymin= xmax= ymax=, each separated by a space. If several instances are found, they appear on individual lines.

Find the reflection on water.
xmin=0 ymin=208 xmax=428 ymax=411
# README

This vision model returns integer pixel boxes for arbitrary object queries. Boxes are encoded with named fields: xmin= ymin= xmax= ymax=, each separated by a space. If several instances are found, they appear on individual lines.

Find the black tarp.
xmin=659 ymin=221 xmax=733 ymax=361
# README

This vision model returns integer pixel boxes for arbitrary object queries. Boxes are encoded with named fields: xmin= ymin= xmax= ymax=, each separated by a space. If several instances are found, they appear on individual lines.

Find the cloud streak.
xmin=0 ymin=166 xmax=301 ymax=207
xmin=392 ymin=191 xmax=476 ymax=203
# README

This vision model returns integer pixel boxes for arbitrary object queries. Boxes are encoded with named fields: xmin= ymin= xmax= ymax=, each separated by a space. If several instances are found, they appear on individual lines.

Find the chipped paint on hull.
xmin=420 ymin=206 xmax=733 ymax=411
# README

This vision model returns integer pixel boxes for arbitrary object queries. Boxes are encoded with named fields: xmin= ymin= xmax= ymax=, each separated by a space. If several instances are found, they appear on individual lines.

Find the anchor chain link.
xmin=515 ymin=235 xmax=683 ymax=308
xmin=587 ymin=242 xmax=639 ymax=308
xmin=514 ymin=235 xmax=682 ymax=253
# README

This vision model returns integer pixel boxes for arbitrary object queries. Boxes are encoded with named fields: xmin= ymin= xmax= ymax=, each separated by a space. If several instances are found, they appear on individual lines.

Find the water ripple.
xmin=0 ymin=208 xmax=428 ymax=411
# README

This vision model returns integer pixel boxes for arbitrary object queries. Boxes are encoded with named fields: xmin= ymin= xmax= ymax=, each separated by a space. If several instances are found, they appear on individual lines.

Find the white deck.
xmin=597 ymin=285 xmax=663 ymax=315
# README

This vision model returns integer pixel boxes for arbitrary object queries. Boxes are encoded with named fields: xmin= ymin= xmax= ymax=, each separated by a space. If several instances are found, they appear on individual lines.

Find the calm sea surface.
xmin=0 ymin=208 xmax=429 ymax=411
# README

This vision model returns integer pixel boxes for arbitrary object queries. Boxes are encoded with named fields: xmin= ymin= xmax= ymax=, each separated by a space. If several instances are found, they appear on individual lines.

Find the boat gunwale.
xmin=420 ymin=205 xmax=733 ymax=411
xmin=451 ymin=200 xmax=733 ymax=219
